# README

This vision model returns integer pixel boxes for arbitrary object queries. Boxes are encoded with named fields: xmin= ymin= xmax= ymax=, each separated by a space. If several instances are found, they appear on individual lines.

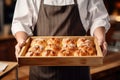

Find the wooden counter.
xmin=0 ymin=61 xmax=18 ymax=79
xmin=0 ymin=35 xmax=14 ymax=41
xmin=0 ymin=35 xmax=17 ymax=61
xmin=0 ymin=52 xmax=119 ymax=80
xmin=90 ymin=52 xmax=120 ymax=80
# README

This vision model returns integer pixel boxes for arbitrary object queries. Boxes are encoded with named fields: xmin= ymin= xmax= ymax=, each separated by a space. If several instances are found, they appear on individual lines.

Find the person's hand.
xmin=93 ymin=27 xmax=108 ymax=56
xmin=15 ymin=41 xmax=26 ymax=60
xmin=94 ymin=35 xmax=107 ymax=56
xmin=14 ymin=31 xmax=28 ymax=61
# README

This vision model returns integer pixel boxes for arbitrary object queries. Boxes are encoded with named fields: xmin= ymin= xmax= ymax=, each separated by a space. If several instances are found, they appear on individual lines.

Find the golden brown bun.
xmin=62 ymin=38 xmax=77 ymax=50
xmin=41 ymin=50 xmax=56 ymax=56
xmin=77 ymin=38 xmax=86 ymax=47
xmin=30 ymin=39 xmax=38 ymax=46
xmin=45 ymin=44 xmax=61 ymax=52
xmin=31 ymin=38 xmax=47 ymax=47
xmin=77 ymin=38 xmax=94 ymax=47
xmin=58 ymin=49 xmax=72 ymax=56
xmin=32 ymin=49 xmax=42 ymax=56
xmin=26 ymin=37 xmax=96 ymax=56
xmin=47 ymin=38 xmax=61 ymax=45
xmin=73 ymin=50 xmax=80 ymax=56
xmin=77 ymin=46 xmax=96 ymax=56
xmin=86 ymin=46 xmax=96 ymax=55
xmin=73 ymin=49 xmax=88 ymax=56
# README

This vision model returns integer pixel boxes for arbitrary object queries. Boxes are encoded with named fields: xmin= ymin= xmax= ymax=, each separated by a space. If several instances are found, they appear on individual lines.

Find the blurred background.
xmin=0 ymin=0 xmax=120 ymax=80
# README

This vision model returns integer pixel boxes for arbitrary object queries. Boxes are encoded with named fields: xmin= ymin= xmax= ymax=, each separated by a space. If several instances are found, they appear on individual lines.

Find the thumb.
xmin=96 ymin=38 xmax=107 ymax=56
xmin=15 ymin=44 xmax=21 ymax=61
xmin=15 ymin=41 xmax=26 ymax=61
xmin=97 ymin=40 xmax=102 ymax=46
xmin=102 ymin=41 xmax=107 ymax=56
xmin=19 ymin=41 xmax=26 ymax=47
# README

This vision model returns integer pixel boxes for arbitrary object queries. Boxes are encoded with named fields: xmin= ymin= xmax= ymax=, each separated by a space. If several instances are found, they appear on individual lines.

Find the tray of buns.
xmin=18 ymin=36 xmax=103 ymax=66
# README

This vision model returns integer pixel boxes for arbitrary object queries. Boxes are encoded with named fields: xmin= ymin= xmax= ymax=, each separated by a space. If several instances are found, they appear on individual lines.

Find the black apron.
xmin=30 ymin=0 xmax=91 ymax=80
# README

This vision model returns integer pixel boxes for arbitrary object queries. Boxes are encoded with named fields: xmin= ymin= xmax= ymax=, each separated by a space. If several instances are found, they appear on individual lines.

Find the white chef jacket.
xmin=11 ymin=0 xmax=110 ymax=36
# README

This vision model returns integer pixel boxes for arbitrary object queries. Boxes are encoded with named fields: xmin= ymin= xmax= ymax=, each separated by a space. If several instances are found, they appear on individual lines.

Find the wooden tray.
xmin=18 ymin=36 xmax=103 ymax=66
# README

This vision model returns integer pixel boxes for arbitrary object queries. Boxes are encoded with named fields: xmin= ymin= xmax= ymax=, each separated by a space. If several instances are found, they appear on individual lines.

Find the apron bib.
xmin=34 ymin=0 xmax=86 ymax=36
xmin=30 ymin=0 xmax=90 ymax=80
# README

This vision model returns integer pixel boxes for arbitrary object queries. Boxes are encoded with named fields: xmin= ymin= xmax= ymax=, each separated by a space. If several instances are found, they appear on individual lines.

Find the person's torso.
xmin=31 ymin=0 xmax=90 ymax=33
xmin=34 ymin=0 xmax=86 ymax=36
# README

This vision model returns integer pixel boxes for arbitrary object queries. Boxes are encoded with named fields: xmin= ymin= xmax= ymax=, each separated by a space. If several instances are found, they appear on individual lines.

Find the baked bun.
xmin=58 ymin=49 xmax=72 ymax=56
xmin=86 ymin=46 xmax=96 ymax=55
xmin=47 ymin=38 xmax=61 ymax=45
xmin=25 ymin=46 xmax=41 ymax=56
xmin=30 ymin=39 xmax=38 ymax=46
xmin=73 ymin=49 xmax=88 ymax=56
xmin=62 ymin=38 xmax=77 ymax=50
xmin=77 ymin=38 xmax=86 ymax=47
xmin=31 ymin=39 xmax=46 ymax=48
xmin=45 ymin=44 xmax=61 ymax=52
xmin=84 ymin=39 xmax=94 ymax=46
xmin=77 ymin=45 xmax=96 ymax=56
xmin=41 ymin=50 xmax=56 ymax=56
xmin=77 ymin=38 xmax=94 ymax=47
xmin=26 ymin=37 xmax=97 ymax=56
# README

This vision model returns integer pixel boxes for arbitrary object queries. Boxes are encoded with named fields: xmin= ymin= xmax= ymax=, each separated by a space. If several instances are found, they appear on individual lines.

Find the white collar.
xmin=44 ymin=0 xmax=75 ymax=6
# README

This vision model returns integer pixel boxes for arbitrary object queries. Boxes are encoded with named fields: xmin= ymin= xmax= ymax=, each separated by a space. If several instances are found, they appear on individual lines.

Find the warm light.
xmin=115 ymin=16 xmax=120 ymax=22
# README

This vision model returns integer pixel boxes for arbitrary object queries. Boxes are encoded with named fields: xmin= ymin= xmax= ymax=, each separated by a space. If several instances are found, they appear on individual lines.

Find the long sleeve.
xmin=88 ymin=0 xmax=110 ymax=36
xmin=11 ymin=0 xmax=110 ymax=36
xmin=11 ymin=0 xmax=41 ymax=36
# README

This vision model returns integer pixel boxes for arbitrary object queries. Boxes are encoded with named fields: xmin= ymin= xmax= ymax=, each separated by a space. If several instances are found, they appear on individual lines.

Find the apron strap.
xmin=74 ymin=0 xmax=77 ymax=4
xmin=41 ymin=0 xmax=44 ymax=4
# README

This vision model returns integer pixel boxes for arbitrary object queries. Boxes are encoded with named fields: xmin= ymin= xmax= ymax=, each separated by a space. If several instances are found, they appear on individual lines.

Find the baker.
xmin=11 ymin=0 xmax=110 ymax=80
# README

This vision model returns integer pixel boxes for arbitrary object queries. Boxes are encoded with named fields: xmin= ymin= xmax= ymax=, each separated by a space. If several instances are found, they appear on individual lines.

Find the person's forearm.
xmin=93 ymin=27 xmax=106 ymax=41
xmin=15 ymin=31 xmax=28 ymax=43
xmin=93 ymin=27 xmax=107 ymax=56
